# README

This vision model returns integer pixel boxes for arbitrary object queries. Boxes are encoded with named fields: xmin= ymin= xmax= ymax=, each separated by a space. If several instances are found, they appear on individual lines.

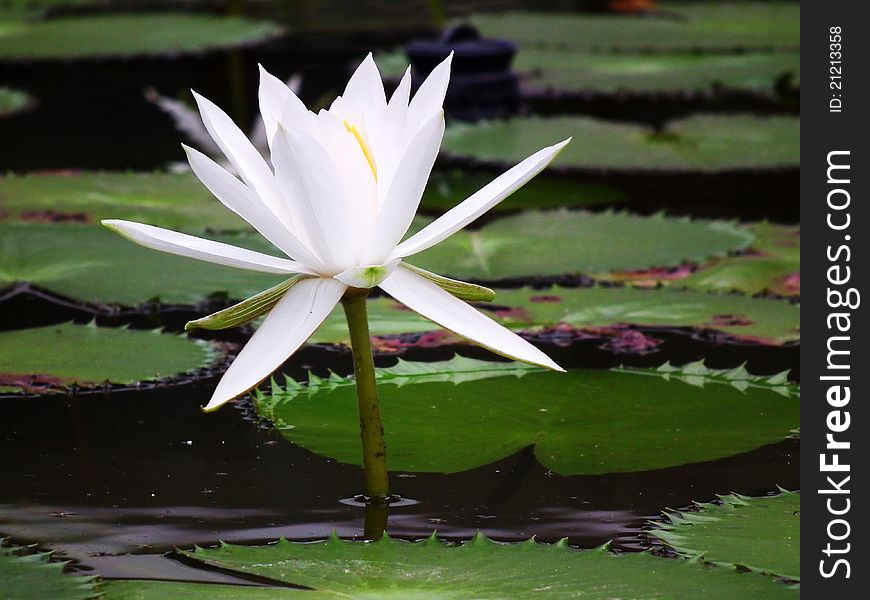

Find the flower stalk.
xmin=341 ymin=291 xmax=390 ymax=504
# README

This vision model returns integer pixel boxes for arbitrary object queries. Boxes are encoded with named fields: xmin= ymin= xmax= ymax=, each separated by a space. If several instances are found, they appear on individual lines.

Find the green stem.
xmin=341 ymin=292 xmax=390 ymax=504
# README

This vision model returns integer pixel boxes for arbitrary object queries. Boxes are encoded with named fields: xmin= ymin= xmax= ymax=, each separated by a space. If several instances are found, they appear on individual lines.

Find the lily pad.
xmin=0 ymin=322 xmax=219 ymax=393
xmin=376 ymin=49 xmax=799 ymax=96
xmin=516 ymin=49 xmax=799 ymax=95
xmin=682 ymin=223 xmax=800 ymax=296
xmin=470 ymin=3 xmax=799 ymax=52
xmin=0 ymin=222 xmax=282 ymax=306
xmin=442 ymin=115 xmax=800 ymax=172
xmin=0 ymin=13 xmax=283 ymax=61
xmin=0 ymin=212 xmax=752 ymax=306
xmin=313 ymin=285 xmax=800 ymax=345
xmin=104 ymin=533 xmax=795 ymax=599
xmin=1 ymin=541 xmax=99 ymax=600
xmin=411 ymin=211 xmax=754 ymax=280
xmin=0 ymin=171 xmax=620 ymax=228
xmin=0 ymin=172 xmax=247 ymax=231
xmin=256 ymin=357 xmax=800 ymax=475
xmin=651 ymin=491 xmax=800 ymax=581
xmin=0 ymin=85 xmax=32 ymax=117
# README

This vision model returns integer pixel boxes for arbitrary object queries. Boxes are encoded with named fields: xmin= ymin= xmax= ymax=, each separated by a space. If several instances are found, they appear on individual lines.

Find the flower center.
xmin=344 ymin=120 xmax=378 ymax=181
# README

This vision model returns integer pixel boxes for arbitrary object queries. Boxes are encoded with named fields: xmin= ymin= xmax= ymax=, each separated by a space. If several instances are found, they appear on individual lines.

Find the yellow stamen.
xmin=344 ymin=120 xmax=378 ymax=181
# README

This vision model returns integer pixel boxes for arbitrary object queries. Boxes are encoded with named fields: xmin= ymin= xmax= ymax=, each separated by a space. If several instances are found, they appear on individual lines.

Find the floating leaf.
xmin=516 ymin=50 xmax=799 ymax=95
xmin=443 ymin=115 xmax=800 ymax=172
xmin=682 ymin=223 xmax=800 ymax=296
xmin=0 ymin=541 xmax=99 ymax=600
xmin=104 ymin=533 xmax=795 ymax=599
xmin=103 ymin=580 xmax=298 ymax=599
xmin=0 ymin=85 xmax=32 ymax=117
xmin=257 ymin=357 xmax=799 ymax=475
xmin=376 ymin=49 xmax=798 ymax=96
xmin=0 ymin=222 xmax=282 ymax=305
xmin=411 ymin=211 xmax=754 ymax=280
xmin=650 ymin=491 xmax=800 ymax=581
xmin=313 ymin=285 xmax=800 ymax=345
xmin=0 ymin=172 xmax=247 ymax=231
xmin=470 ymin=3 xmax=799 ymax=52
xmin=0 ymin=13 xmax=283 ymax=61
xmin=0 ymin=322 xmax=219 ymax=393
xmin=0 ymin=171 xmax=622 ymax=228
xmin=0 ymin=212 xmax=752 ymax=306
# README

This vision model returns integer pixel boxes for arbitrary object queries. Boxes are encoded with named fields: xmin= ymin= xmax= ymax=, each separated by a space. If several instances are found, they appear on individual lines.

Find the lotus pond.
xmin=0 ymin=1 xmax=799 ymax=598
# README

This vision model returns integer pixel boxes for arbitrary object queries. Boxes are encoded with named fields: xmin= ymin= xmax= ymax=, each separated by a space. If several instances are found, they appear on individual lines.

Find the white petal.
xmin=271 ymin=125 xmax=354 ymax=271
xmin=334 ymin=259 xmax=400 ymax=288
xmin=101 ymin=219 xmax=312 ymax=275
xmin=343 ymin=53 xmax=387 ymax=124
xmin=371 ymin=66 xmax=412 ymax=205
xmin=392 ymin=138 xmax=571 ymax=259
xmin=313 ymin=109 xmax=377 ymax=261
xmin=363 ymin=111 xmax=444 ymax=264
xmin=379 ymin=266 xmax=564 ymax=371
xmin=191 ymin=90 xmax=296 ymax=231
xmin=258 ymin=64 xmax=313 ymax=148
xmin=183 ymin=145 xmax=323 ymax=269
xmin=407 ymin=53 xmax=452 ymax=138
xmin=204 ymin=277 xmax=346 ymax=411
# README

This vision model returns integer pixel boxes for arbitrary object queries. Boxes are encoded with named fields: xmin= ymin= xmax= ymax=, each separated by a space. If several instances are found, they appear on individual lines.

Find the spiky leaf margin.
xmin=0 ymin=540 xmax=99 ymax=600
xmin=650 ymin=490 xmax=800 ymax=582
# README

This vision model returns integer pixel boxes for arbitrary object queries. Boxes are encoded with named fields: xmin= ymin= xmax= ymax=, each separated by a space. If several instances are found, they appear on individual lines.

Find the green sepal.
xmin=185 ymin=275 xmax=305 ymax=331
xmin=403 ymin=262 xmax=495 ymax=302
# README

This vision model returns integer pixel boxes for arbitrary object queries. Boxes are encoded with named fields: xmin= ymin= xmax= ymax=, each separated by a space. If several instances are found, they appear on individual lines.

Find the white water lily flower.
xmin=103 ymin=53 xmax=570 ymax=411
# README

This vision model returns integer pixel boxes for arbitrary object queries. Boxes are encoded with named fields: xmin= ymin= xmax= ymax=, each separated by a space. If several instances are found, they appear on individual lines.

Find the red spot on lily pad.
xmin=777 ymin=272 xmax=800 ymax=294
xmin=598 ymin=329 xmax=662 ymax=355
xmin=609 ymin=264 xmax=695 ymax=286
xmin=493 ymin=306 xmax=532 ymax=322
xmin=707 ymin=314 xmax=755 ymax=327
xmin=20 ymin=210 xmax=90 ymax=224
xmin=0 ymin=373 xmax=69 ymax=394
xmin=530 ymin=295 xmax=562 ymax=303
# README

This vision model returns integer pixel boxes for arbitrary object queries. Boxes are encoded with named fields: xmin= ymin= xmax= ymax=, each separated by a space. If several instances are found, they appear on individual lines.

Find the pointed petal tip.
xmin=201 ymin=399 xmax=226 ymax=413
xmin=202 ymin=389 xmax=236 ymax=412
xmin=529 ymin=352 xmax=565 ymax=373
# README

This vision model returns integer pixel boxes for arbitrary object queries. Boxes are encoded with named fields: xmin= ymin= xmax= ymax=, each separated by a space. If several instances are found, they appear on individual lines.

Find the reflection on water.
xmin=0 ymin=375 xmax=797 ymax=581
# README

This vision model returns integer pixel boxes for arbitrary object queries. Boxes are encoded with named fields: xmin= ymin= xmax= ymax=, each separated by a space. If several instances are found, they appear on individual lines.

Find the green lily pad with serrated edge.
xmin=650 ymin=491 xmax=800 ymax=581
xmin=255 ymin=357 xmax=799 ymax=476
xmin=0 ymin=322 xmax=219 ymax=394
xmin=1 ymin=541 xmax=99 ymax=600
xmin=411 ymin=210 xmax=754 ymax=280
xmin=313 ymin=285 xmax=800 ymax=345
xmin=103 ymin=533 xmax=796 ymax=599
xmin=442 ymin=115 xmax=799 ymax=172
xmin=0 ymin=13 xmax=284 ymax=61
xmin=0 ymin=85 xmax=32 ymax=117
xmin=470 ymin=3 xmax=799 ymax=52
xmin=516 ymin=49 xmax=800 ymax=95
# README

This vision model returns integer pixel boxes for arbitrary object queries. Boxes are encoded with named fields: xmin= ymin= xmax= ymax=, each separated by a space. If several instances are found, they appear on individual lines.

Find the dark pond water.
xmin=0 ymin=332 xmax=799 ymax=583
xmin=0 ymin=0 xmax=799 ymax=588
